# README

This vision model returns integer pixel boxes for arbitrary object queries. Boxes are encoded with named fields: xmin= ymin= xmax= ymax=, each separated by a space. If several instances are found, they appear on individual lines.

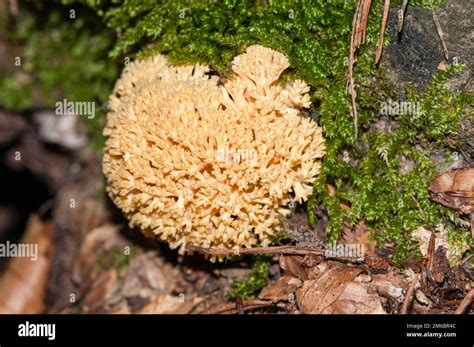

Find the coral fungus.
xmin=103 ymin=45 xmax=325 ymax=253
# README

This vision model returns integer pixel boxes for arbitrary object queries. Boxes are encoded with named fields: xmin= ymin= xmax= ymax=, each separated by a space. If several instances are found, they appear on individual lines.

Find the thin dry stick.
xmin=461 ymin=254 xmax=472 ymax=266
xmin=410 ymin=195 xmax=426 ymax=223
xmin=375 ymin=0 xmax=391 ymax=65
xmin=397 ymin=0 xmax=409 ymax=33
xmin=353 ymin=1 xmax=364 ymax=50
xmin=186 ymin=244 xmax=325 ymax=256
xmin=470 ymin=213 xmax=474 ymax=239
xmin=348 ymin=0 xmax=363 ymax=140
xmin=202 ymin=300 xmax=273 ymax=314
xmin=428 ymin=0 xmax=449 ymax=60
xmin=455 ymin=289 xmax=474 ymax=314
xmin=360 ymin=0 xmax=372 ymax=43
xmin=401 ymin=273 xmax=420 ymax=314
xmin=426 ymin=230 xmax=436 ymax=274
xmin=348 ymin=0 xmax=372 ymax=140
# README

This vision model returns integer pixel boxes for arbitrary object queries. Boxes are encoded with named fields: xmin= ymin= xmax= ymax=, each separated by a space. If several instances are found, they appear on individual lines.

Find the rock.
xmin=384 ymin=0 xmax=473 ymax=92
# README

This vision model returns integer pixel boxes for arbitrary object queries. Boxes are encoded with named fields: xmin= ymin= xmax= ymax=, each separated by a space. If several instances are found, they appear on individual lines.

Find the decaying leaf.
xmin=0 ymin=215 xmax=53 ymax=313
xmin=73 ymin=224 xmax=127 ymax=284
xmin=413 ymin=226 xmax=448 ymax=258
xmin=368 ymin=272 xmax=408 ymax=304
xmin=67 ymin=224 xmax=187 ymax=313
xmin=296 ymin=263 xmax=373 ymax=314
xmin=340 ymin=220 xmax=376 ymax=256
xmin=82 ymin=270 xmax=118 ymax=312
xmin=430 ymin=247 xmax=451 ymax=284
xmin=259 ymin=275 xmax=302 ymax=303
xmin=320 ymin=281 xmax=386 ymax=314
xmin=279 ymin=255 xmax=308 ymax=280
xmin=365 ymin=254 xmax=391 ymax=273
xmin=429 ymin=168 xmax=474 ymax=207
xmin=429 ymin=168 xmax=474 ymax=237
xmin=120 ymin=252 xmax=182 ymax=298
xmin=140 ymin=294 xmax=203 ymax=314
xmin=413 ymin=226 xmax=469 ymax=266
xmin=217 ymin=268 xmax=252 ymax=281
xmin=415 ymin=288 xmax=434 ymax=308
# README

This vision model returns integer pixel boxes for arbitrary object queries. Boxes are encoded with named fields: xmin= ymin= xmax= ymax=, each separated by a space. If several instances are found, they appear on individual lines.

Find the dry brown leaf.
xmin=415 ymin=288 xmax=434 ymax=308
xmin=365 ymin=254 xmax=391 ymax=272
xmin=218 ymin=268 xmax=252 ymax=281
xmin=296 ymin=263 xmax=363 ymax=314
xmin=306 ymin=262 xmax=332 ymax=280
xmin=0 ymin=215 xmax=53 ymax=313
xmin=413 ymin=227 xmax=440 ymax=258
xmin=120 ymin=252 xmax=180 ymax=299
xmin=69 ymin=224 xmax=186 ymax=313
xmin=111 ymin=307 xmax=131 ymax=314
xmin=140 ymin=294 xmax=203 ymax=314
xmin=259 ymin=275 xmax=301 ymax=303
xmin=430 ymin=247 xmax=452 ymax=284
xmin=279 ymin=255 xmax=308 ymax=280
xmin=82 ymin=270 xmax=117 ymax=312
xmin=369 ymin=272 xmax=408 ymax=303
xmin=340 ymin=220 xmax=377 ymax=257
xmin=320 ymin=282 xmax=386 ymax=314
xmin=429 ymin=168 xmax=474 ymax=214
xmin=73 ymin=224 xmax=126 ymax=284
xmin=413 ymin=226 xmax=468 ymax=266
xmin=437 ymin=60 xmax=447 ymax=71
xmin=341 ymin=220 xmax=368 ymax=244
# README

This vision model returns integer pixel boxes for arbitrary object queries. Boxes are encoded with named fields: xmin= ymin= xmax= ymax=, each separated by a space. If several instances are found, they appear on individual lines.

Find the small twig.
xmin=401 ymin=273 xmax=420 ymax=314
xmin=410 ymin=195 xmax=426 ymax=223
xmin=420 ymin=257 xmax=427 ymax=289
xmin=470 ymin=213 xmax=474 ymax=239
xmin=37 ymin=199 xmax=54 ymax=219
xmin=201 ymin=300 xmax=273 ymax=314
xmin=186 ymin=244 xmax=325 ymax=256
xmin=397 ymin=0 xmax=409 ymax=33
xmin=353 ymin=0 xmax=364 ymax=51
xmin=461 ymin=254 xmax=472 ymax=266
xmin=360 ymin=0 xmax=372 ymax=43
xmin=426 ymin=230 xmax=436 ymax=274
xmin=375 ymin=0 xmax=391 ymax=65
xmin=347 ymin=0 xmax=373 ymax=140
xmin=455 ymin=289 xmax=474 ymax=314
xmin=428 ymin=0 xmax=449 ymax=60
xmin=348 ymin=0 xmax=363 ymax=140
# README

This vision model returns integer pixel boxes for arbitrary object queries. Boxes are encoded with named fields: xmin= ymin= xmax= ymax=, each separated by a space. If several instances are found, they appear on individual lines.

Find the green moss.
xmin=446 ymin=224 xmax=472 ymax=265
xmin=1 ymin=2 xmax=118 ymax=152
xmin=392 ymin=0 xmax=446 ymax=9
xmin=314 ymin=64 xmax=470 ymax=262
xmin=96 ymin=245 xmax=137 ymax=272
xmin=71 ymin=304 xmax=85 ymax=314
xmin=0 ymin=77 xmax=32 ymax=111
xmin=227 ymin=256 xmax=271 ymax=300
